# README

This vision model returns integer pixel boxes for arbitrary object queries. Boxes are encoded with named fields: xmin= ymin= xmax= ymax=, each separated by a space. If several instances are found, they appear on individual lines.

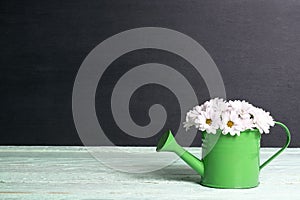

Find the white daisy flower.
xmin=183 ymin=110 xmax=200 ymax=131
xmin=221 ymin=109 xmax=244 ymax=136
xmin=228 ymin=100 xmax=253 ymax=118
xmin=228 ymin=100 xmax=255 ymax=130
xmin=196 ymin=109 xmax=221 ymax=134
xmin=183 ymin=99 xmax=224 ymax=134
xmin=251 ymin=107 xmax=275 ymax=134
xmin=204 ymin=98 xmax=227 ymax=114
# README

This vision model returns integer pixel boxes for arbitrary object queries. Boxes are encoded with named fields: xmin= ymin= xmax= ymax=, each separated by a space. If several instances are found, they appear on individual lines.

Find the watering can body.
xmin=156 ymin=121 xmax=290 ymax=189
xmin=201 ymin=129 xmax=260 ymax=188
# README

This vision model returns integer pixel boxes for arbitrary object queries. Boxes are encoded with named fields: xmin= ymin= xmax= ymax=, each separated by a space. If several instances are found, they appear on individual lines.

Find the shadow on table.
xmin=128 ymin=166 xmax=201 ymax=185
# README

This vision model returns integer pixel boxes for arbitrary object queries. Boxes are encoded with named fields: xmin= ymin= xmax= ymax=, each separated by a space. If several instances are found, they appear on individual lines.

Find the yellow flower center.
xmin=206 ymin=119 xmax=212 ymax=125
xmin=227 ymin=120 xmax=234 ymax=128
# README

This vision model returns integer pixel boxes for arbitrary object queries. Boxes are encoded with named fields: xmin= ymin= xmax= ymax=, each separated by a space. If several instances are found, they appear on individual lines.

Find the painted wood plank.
xmin=0 ymin=147 xmax=299 ymax=200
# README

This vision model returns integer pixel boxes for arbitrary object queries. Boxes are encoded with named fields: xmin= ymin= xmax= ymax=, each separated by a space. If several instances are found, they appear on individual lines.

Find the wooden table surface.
xmin=0 ymin=146 xmax=299 ymax=200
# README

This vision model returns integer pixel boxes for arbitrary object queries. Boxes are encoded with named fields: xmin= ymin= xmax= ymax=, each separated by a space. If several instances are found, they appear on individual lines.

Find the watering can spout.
xmin=156 ymin=130 xmax=204 ymax=177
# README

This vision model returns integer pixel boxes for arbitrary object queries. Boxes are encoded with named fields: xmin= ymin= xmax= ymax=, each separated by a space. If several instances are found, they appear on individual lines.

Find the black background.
xmin=1 ymin=0 xmax=299 ymax=146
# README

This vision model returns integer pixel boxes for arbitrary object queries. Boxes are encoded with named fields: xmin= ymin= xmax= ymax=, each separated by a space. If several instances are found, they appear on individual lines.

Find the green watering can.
xmin=156 ymin=121 xmax=291 ymax=188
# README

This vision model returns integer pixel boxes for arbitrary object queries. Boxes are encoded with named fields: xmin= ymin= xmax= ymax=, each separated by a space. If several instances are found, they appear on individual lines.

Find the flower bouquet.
xmin=183 ymin=98 xmax=275 ymax=136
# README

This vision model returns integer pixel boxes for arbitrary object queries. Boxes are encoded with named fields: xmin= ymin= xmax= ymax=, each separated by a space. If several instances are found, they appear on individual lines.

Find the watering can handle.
xmin=259 ymin=121 xmax=291 ymax=170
